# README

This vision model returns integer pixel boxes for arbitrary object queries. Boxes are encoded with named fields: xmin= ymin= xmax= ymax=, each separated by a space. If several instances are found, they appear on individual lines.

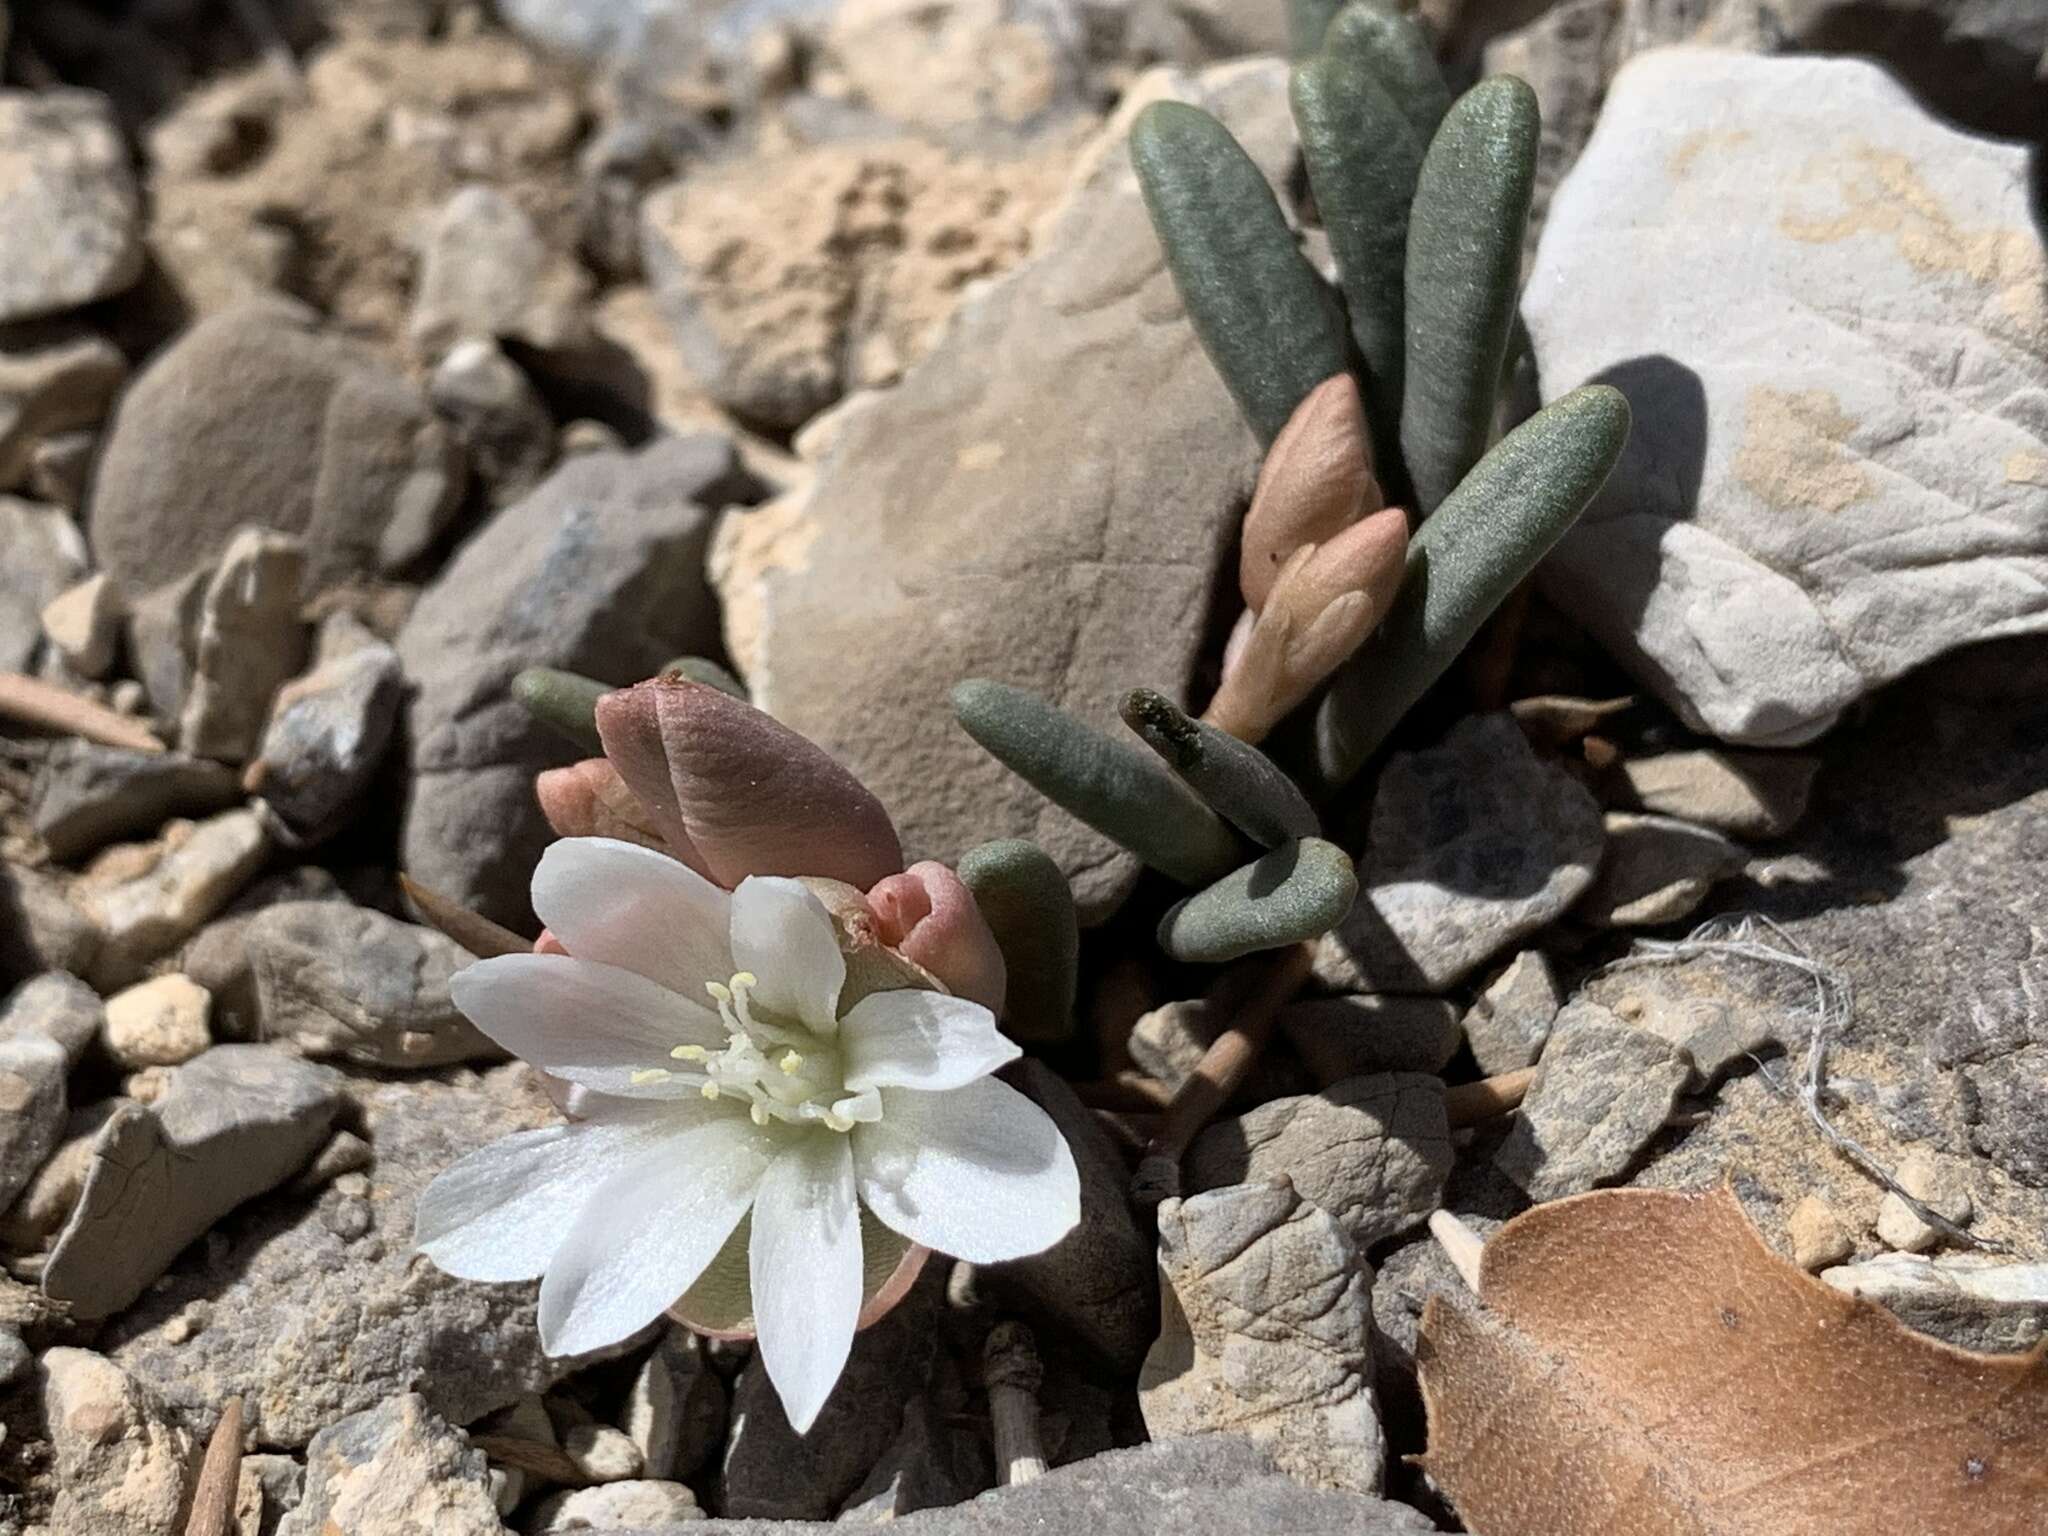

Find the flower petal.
xmin=451 ymin=953 xmax=725 ymax=1098
xmin=839 ymin=990 xmax=1019 ymax=1093
xmin=538 ymin=1115 xmax=776 ymax=1358
xmin=532 ymin=837 xmax=734 ymax=997
xmin=729 ymin=877 xmax=845 ymax=1033
xmin=853 ymin=1077 xmax=1079 ymax=1264
xmin=534 ymin=758 xmax=684 ymax=859
xmin=415 ymin=1103 xmax=671 ymax=1281
xmin=749 ymin=1131 xmax=863 ymax=1434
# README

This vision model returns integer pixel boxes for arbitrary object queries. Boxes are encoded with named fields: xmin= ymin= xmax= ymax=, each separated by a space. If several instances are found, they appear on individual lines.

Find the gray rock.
xmin=76 ymin=806 xmax=271 ymax=988
xmin=692 ymin=1436 xmax=1436 ymax=1534
xmin=1129 ymin=997 xmax=1310 ymax=1100
xmin=1143 ymin=1180 xmax=1382 ymax=1494
xmin=239 ymin=1452 xmax=306 ymax=1536
xmin=1280 ymin=995 xmax=1462 ymax=1083
xmin=0 ymin=90 xmax=143 ymax=322
xmin=834 ymin=1394 xmax=985 ymax=1522
xmin=530 ymin=1479 xmax=705 ymax=1529
xmin=1185 ymin=1074 xmax=1450 ymax=1249
xmin=247 ymin=900 xmax=496 ymax=1067
xmin=1610 ymin=748 xmax=1821 ymax=839
xmin=0 ymin=1032 xmax=68 ymax=1212
xmin=1314 ymin=714 xmax=1604 ymax=993
xmin=0 ymin=866 xmax=100 ymax=985
xmin=621 ymin=1325 xmax=726 ymax=1483
xmin=251 ymin=625 xmax=404 ymax=845
xmin=0 ymin=324 xmax=125 ymax=488
xmin=1494 ymin=1000 xmax=1695 ymax=1201
xmin=180 ymin=527 xmax=310 ymax=763
xmin=177 ymin=866 xmax=348 ymax=1042
xmin=40 ymin=1348 xmax=198 ymax=1536
xmin=107 ymin=1064 xmax=576 ymax=1447
xmin=711 ymin=61 xmax=1293 ymax=920
xmin=397 ymin=434 xmax=739 ymax=929
xmin=1582 ymin=956 xmax=1790 ymax=1082
xmin=31 ymin=741 xmax=241 ymax=862
xmin=0 ymin=495 xmax=86 ymax=670
xmin=281 ymin=1393 xmax=504 ymax=1536
xmin=126 ymin=565 xmax=209 ymax=720
xmin=41 ymin=570 xmax=125 ymax=678
xmin=1824 ymin=1252 xmax=2048 ymax=1354
xmin=0 ymin=969 xmax=102 ymax=1064
xmin=87 ymin=303 xmax=463 ymax=591
xmin=1578 ymin=811 xmax=1746 ymax=928
xmin=410 ymin=184 xmax=592 ymax=362
xmin=0 ymin=1327 xmax=27 ymax=1386
xmin=492 ymin=0 xmax=673 ymax=58
xmin=44 ymin=1044 xmax=343 ymax=1319
xmin=30 ymin=425 xmax=95 ymax=511
xmin=429 ymin=338 xmax=555 ymax=506
xmin=1528 ymin=51 xmax=2048 ymax=746
xmin=0 ymin=1098 xmax=125 ymax=1252
xmin=1459 ymin=949 xmax=1562 ymax=1075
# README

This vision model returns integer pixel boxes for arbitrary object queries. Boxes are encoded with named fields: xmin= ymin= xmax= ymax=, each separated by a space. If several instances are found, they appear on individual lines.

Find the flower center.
xmin=630 ymin=971 xmax=881 ymax=1134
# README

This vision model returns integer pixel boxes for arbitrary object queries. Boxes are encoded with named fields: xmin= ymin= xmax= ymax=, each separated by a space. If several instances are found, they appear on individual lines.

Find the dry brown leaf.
xmin=1417 ymin=1185 xmax=2048 ymax=1536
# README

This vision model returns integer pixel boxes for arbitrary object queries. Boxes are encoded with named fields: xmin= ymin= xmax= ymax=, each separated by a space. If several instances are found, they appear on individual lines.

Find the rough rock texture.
xmin=1576 ymin=811 xmax=1745 ymax=928
xmin=1528 ymin=51 xmax=2048 ymax=746
xmin=86 ymin=304 xmax=462 ymax=591
xmin=76 ymin=807 xmax=272 ymax=988
xmin=102 ymin=973 xmax=213 ymax=1069
xmin=1142 ymin=1180 xmax=1383 ymax=1494
xmin=0 ymin=90 xmax=142 ymax=321
xmin=40 ymin=1348 xmax=199 ymax=1536
xmin=31 ymin=742 xmax=240 ymax=863
xmin=1278 ymin=996 xmax=1463 ymax=1083
xmin=251 ymin=625 xmax=404 ymax=845
xmin=1460 ymin=949 xmax=1562 ymax=1075
xmin=1609 ymin=747 xmax=1820 ymax=839
xmin=43 ymin=1045 xmax=343 ymax=1319
xmin=0 ymin=496 xmax=85 ymax=670
xmin=179 ymin=528 xmax=310 ymax=763
xmin=280 ymin=1393 xmax=504 ymax=1536
xmin=621 ymin=1325 xmax=726 ymax=1483
xmin=530 ymin=1479 xmax=705 ymax=1529
xmin=1824 ymin=1253 xmax=2048 ymax=1354
xmin=814 ymin=0 xmax=1095 ymax=137
xmin=398 ymin=434 xmax=740 ymax=929
xmin=1185 ymin=1075 xmax=1451 ymax=1249
xmin=1130 ymin=997 xmax=1310 ymax=1100
xmin=41 ymin=568 xmax=125 ymax=677
xmin=0 ymin=969 xmax=101 ymax=1064
xmin=711 ymin=62 xmax=1293 ymax=919
xmin=107 ymin=1064 xmax=571 ymax=1447
xmin=246 ymin=901 xmax=497 ymax=1067
xmin=1494 ymin=1000 xmax=1696 ymax=1201
xmin=1314 ymin=714 xmax=1604 ymax=992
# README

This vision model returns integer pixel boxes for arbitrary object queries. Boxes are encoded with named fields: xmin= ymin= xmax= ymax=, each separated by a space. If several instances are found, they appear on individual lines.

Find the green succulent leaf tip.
xmin=512 ymin=666 xmax=607 ymax=755
xmin=1119 ymin=688 xmax=1320 ymax=848
xmin=957 ymin=838 xmax=1080 ymax=1047
xmin=1157 ymin=836 xmax=1358 ymax=964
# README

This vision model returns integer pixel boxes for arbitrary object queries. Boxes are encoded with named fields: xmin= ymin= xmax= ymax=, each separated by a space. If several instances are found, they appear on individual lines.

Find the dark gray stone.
xmin=0 ymin=969 xmax=102 ymax=1065
xmin=0 ymin=1032 xmax=68 ymax=1212
xmin=1280 ymin=995 xmax=1462 ymax=1083
xmin=31 ymin=742 xmax=241 ymax=862
xmin=1459 ymin=950 xmax=1561 ymax=1075
xmin=251 ymin=629 xmax=403 ymax=846
xmin=0 ymin=864 xmax=99 ymax=985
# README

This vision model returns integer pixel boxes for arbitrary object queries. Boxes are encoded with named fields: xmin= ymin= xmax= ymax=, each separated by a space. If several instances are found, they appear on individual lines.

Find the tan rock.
xmin=77 ymin=808 xmax=271 ymax=988
xmin=41 ymin=572 xmax=125 ymax=679
xmin=42 ymin=1348 xmax=199 ymax=1536
xmin=103 ymin=974 xmax=214 ymax=1069
xmin=1785 ymin=1194 xmax=1853 ymax=1271
xmin=1877 ymin=1148 xmax=1974 ymax=1253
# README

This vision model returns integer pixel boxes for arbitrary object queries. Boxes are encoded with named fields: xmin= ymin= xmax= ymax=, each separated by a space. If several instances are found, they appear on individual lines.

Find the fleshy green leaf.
xmin=957 ymin=839 xmax=1080 ymax=1046
xmin=1157 ymin=837 xmax=1358 ymax=963
xmin=1120 ymin=688 xmax=1319 ymax=848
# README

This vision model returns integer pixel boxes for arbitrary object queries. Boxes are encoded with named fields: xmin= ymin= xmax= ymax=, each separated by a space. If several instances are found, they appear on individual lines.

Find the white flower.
xmin=415 ymin=837 xmax=1081 ymax=1432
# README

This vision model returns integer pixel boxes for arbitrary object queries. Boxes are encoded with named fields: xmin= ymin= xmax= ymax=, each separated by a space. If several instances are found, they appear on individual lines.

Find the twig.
xmin=399 ymin=874 xmax=530 ymax=959
xmin=1428 ymin=1211 xmax=1485 ymax=1293
xmin=1132 ymin=942 xmax=1312 ymax=1207
xmin=1601 ymin=913 xmax=2006 ymax=1254
xmin=982 ymin=1321 xmax=1047 ymax=1487
xmin=181 ymin=1396 xmax=243 ymax=1536
xmin=0 ymin=672 xmax=164 ymax=753
xmin=1444 ymin=1067 xmax=1536 ymax=1128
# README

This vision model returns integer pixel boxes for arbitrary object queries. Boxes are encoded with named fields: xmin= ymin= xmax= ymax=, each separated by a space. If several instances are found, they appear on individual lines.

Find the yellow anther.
xmin=705 ymin=981 xmax=732 ymax=1003
xmin=778 ymin=1051 xmax=804 ymax=1075
xmin=701 ymin=1082 xmax=722 ymax=1101
xmin=732 ymin=971 xmax=758 ymax=988
xmin=671 ymin=1044 xmax=709 ymax=1062
xmin=630 ymin=1068 xmax=672 ymax=1086
xmin=823 ymin=1112 xmax=854 ymax=1133
xmin=750 ymin=1102 xmax=770 ymax=1126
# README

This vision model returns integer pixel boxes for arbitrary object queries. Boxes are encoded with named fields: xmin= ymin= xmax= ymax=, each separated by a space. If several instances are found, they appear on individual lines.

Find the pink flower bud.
xmin=867 ymin=861 xmax=1007 ymax=1014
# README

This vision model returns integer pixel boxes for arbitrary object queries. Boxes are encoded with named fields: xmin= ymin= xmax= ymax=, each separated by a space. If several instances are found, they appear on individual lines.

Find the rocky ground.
xmin=1 ymin=0 xmax=2045 ymax=1532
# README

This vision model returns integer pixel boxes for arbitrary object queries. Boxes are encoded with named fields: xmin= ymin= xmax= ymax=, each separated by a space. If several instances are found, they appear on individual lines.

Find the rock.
xmin=0 ymin=495 xmax=86 ymax=669
xmin=1609 ymin=748 xmax=1821 ymax=839
xmin=0 ymin=1328 xmax=26 ymax=1386
xmin=710 ymin=62 xmax=1293 ymax=919
xmin=0 ymin=969 xmax=102 ymax=1064
xmin=1786 ymin=1194 xmax=1854 ymax=1272
xmin=1143 ymin=1180 xmax=1381 ymax=1493
xmin=835 ymin=1394 xmax=985 ymax=1521
xmin=0 ymin=864 xmax=100 ymax=984
xmin=814 ymin=0 xmax=1091 ymax=137
xmin=621 ymin=1325 xmax=726 ymax=1483
xmin=1279 ymin=996 xmax=1463 ymax=1082
xmin=1876 ymin=1147 xmax=1974 ymax=1252
xmin=43 ymin=1044 xmax=343 ymax=1319
xmin=492 ymin=0 xmax=671 ymax=58
xmin=250 ymin=622 xmax=404 ymax=845
xmin=1594 ymin=966 xmax=1784 ymax=1083
xmin=0 ymin=90 xmax=143 ymax=321
xmin=1577 ymin=812 xmax=1745 ymax=928
xmin=1494 ymin=1000 xmax=1696 ymax=1201
xmin=31 ymin=426 xmax=96 ymax=511
xmin=0 ymin=1033 xmax=68 ymax=1213
xmin=87 ymin=304 xmax=463 ymax=591
xmin=0 ymin=325 xmax=125 ymax=489
xmin=126 ymin=565 xmax=209 ymax=720
xmin=409 ymin=183 xmax=592 ymax=361
xmin=1313 ymin=714 xmax=1605 ymax=993
xmin=1527 ymin=51 xmax=2048 ymax=746
xmin=180 ymin=528 xmax=311 ymax=762
xmin=429 ymin=338 xmax=555 ymax=506
xmin=1129 ymin=997 xmax=1309 ymax=1100
xmin=563 ymin=1421 xmax=644 ymax=1483
xmin=246 ymin=900 xmax=495 ymax=1067
xmin=990 ymin=1059 xmax=1154 ymax=1371
xmin=1185 ymin=1074 xmax=1450 ymax=1249
xmin=281 ymin=1393 xmax=504 ymax=1536
xmin=41 ymin=570 xmax=125 ymax=679
xmin=1824 ymin=1253 xmax=2048 ymax=1355
xmin=107 ymin=1064 xmax=576 ymax=1447
xmin=692 ymin=1436 xmax=1436 ymax=1534
xmin=31 ymin=741 xmax=241 ymax=862
xmin=397 ymin=434 xmax=741 ymax=928
xmin=102 ymin=973 xmax=213 ymax=1069
xmin=0 ymin=1098 xmax=126 ymax=1251
xmin=41 ymin=1348 xmax=198 ymax=1536
xmin=529 ymin=1479 xmax=704 ymax=1530
xmin=76 ymin=807 xmax=271 ymax=988
xmin=1459 ymin=949 xmax=1562 ymax=1075
xmin=177 ymin=867 xmax=348 ymax=1042
xmin=238 ymin=1452 xmax=306 ymax=1536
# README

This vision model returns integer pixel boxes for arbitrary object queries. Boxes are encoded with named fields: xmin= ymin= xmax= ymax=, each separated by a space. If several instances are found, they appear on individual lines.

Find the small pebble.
xmin=103 ymin=973 xmax=214 ymax=1068
xmin=122 ymin=1065 xmax=179 ymax=1105
xmin=563 ymin=1421 xmax=645 ymax=1484
xmin=324 ymin=1197 xmax=373 ymax=1241
xmin=0 ymin=1330 xmax=29 ymax=1388
xmin=1877 ymin=1149 xmax=1973 ymax=1253
xmin=1786 ymin=1195 xmax=1853 ymax=1271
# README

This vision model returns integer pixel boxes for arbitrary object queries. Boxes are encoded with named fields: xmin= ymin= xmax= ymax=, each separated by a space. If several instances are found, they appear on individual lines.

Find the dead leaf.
xmin=1417 ymin=1185 xmax=2048 ymax=1535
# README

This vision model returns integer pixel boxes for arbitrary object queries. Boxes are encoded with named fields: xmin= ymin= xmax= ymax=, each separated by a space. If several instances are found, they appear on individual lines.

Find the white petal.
xmin=729 ymin=878 xmax=845 ymax=1033
xmin=532 ymin=837 xmax=733 ymax=996
xmin=839 ymin=990 xmax=1019 ymax=1093
xmin=853 ymin=1078 xmax=1079 ymax=1264
xmin=538 ymin=1115 xmax=777 ymax=1357
xmin=415 ymin=1105 xmax=668 ymax=1281
xmin=749 ymin=1131 xmax=863 ymax=1434
xmin=451 ymin=953 xmax=725 ymax=1099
